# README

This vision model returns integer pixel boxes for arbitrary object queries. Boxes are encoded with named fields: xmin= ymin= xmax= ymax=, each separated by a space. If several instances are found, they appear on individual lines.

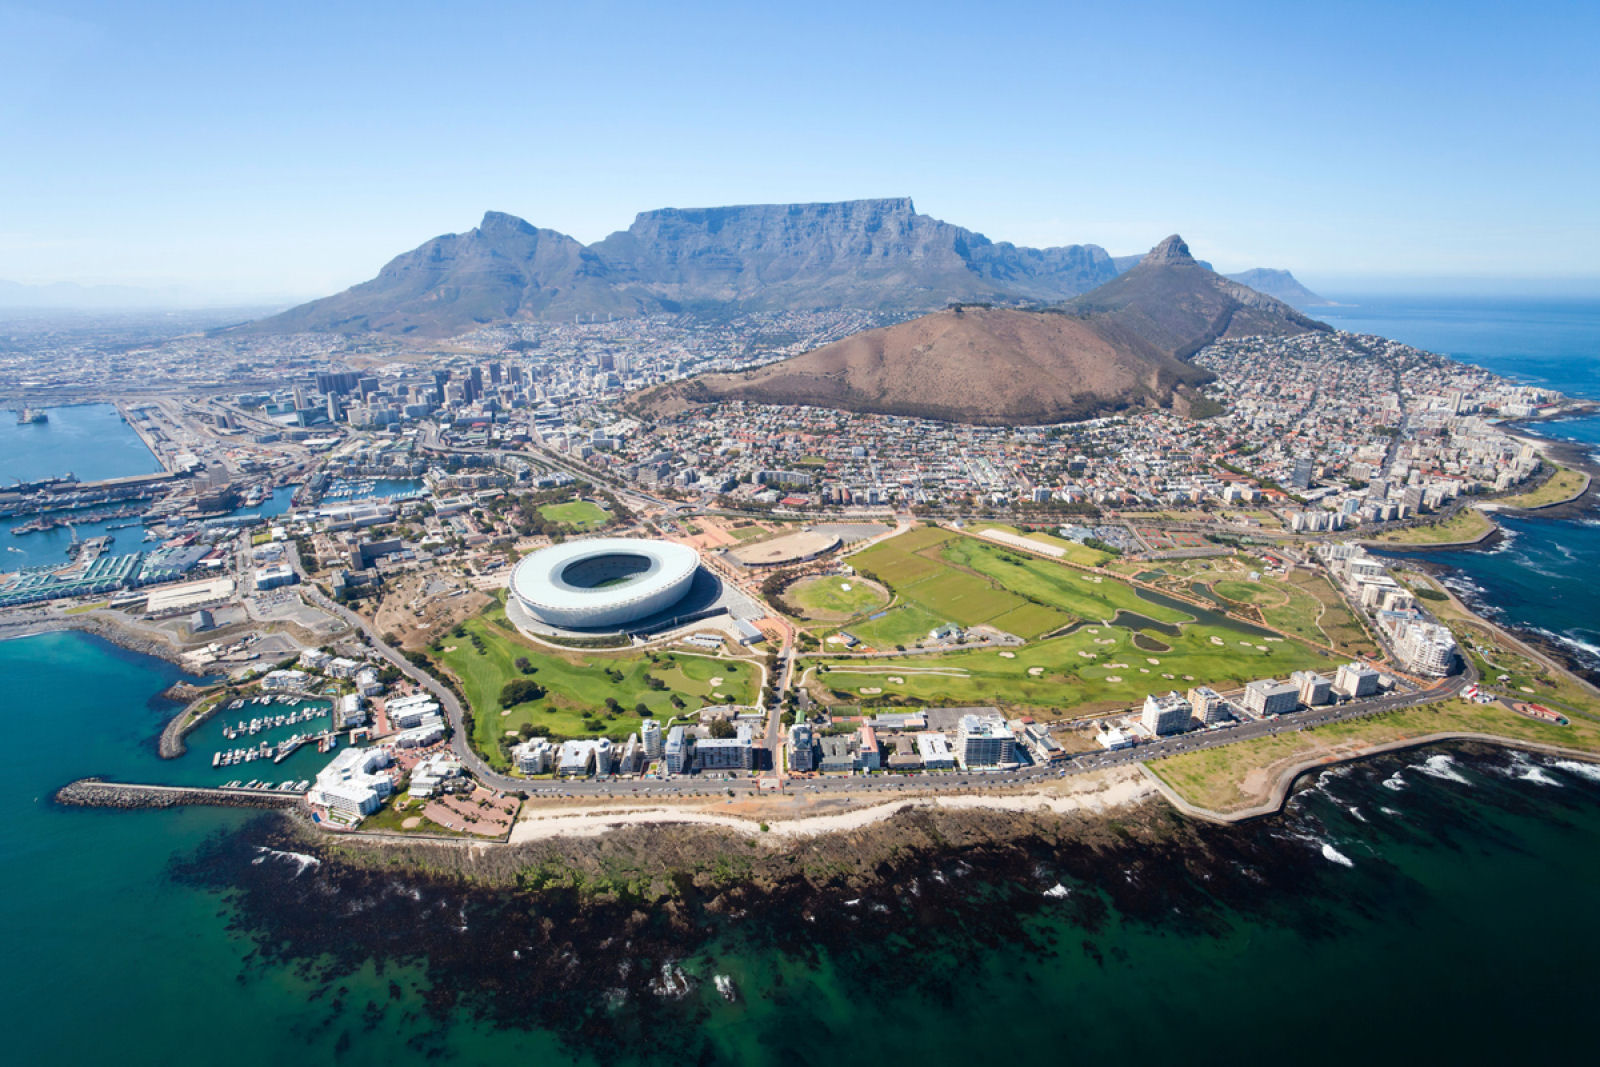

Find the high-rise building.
xmin=1333 ymin=662 xmax=1381 ymax=699
xmin=640 ymin=719 xmax=663 ymax=759
xmin=1188 ymin=686 xmax=1230 ymax=725
xmin=1242 ymin=679 xmax=1301 ymax=717
xmin=1141 ymin=691 xmax=1193 ymax=735
xmin=664 ymin=725 xmax=691 ymax=775
xmin=787 ymin=722 xmax=815 ymax=772
xmin=1291 ymin=670 xmax=1332 ymax=706
xmin=956 ymin=713 xmax=1015 ymax=768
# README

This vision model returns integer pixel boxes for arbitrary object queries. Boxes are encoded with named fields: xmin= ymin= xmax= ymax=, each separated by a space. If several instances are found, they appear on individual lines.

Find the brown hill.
xmin=635 ymin=235 xmax=1328 ymax=425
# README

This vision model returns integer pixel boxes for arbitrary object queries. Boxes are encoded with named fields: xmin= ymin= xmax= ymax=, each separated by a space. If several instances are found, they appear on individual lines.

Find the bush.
xmin=499 ymin=679 xmax=546 ymax=707
xmin=709 ymin=717 xmax=736 ymax=739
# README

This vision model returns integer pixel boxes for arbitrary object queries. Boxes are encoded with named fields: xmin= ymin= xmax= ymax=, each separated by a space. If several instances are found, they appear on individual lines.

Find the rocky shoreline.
xmin=53 ymin=778 xmax=300 ymax=811
xmin=165 ymin=742 xmax=1600 ymax=1061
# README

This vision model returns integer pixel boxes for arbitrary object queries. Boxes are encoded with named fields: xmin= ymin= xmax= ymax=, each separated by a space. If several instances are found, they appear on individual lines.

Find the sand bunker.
xmin=887 ymin=676 xmax=904 ymax=684
xmin=860 ymin=686 xmax=882 ymax=695
xmin=708 ymin=676 xmax=724 ymax=687
xmin=1210 ymin=636 xmax=1225 ymax=645
xmin=998 ymin=651 xmax=1016 ymax=659
xmin=1028 ymin=667 xmax=1045 ymax=676
xmin=1105 ymin=675 xmax=1123 ymax=683
xmin=1146 ymin=657 xmax=1161 ymax=664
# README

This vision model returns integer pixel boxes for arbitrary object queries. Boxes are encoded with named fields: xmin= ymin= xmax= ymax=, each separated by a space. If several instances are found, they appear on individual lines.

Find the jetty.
xmin=52 ymin=778 xmax=302 ymax=811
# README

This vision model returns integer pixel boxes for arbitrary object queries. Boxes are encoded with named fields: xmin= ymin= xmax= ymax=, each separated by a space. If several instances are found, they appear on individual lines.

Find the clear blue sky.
xmin=2 ymin=0 xmax=1596 ymax=300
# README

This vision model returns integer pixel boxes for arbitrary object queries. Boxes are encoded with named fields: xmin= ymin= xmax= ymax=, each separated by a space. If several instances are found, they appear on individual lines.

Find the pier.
xmin=52 ymin=778 xmax=302 ymax=811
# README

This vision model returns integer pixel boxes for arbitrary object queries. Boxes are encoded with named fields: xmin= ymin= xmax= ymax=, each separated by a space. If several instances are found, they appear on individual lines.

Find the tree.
xmin=499 ymin=679 xmax=546 ymax=707
xmin=709 ymin=717 xmax=736 ymax=739
xmin=514 ymin=656 xmax=535 ymax=674
xmin=604 ymin=696 xmax=623 ymax=714
xmin=635 ymin=702 xmax=650 ymax=716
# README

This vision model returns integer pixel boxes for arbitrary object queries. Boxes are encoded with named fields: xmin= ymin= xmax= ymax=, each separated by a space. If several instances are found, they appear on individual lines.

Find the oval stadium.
xmin=508 ymin=538 xmax=701 ymax=630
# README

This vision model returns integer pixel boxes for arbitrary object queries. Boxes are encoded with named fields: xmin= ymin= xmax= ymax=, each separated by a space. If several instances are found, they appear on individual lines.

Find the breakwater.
xmin=53 ymin=778 xmax=301 ymax=811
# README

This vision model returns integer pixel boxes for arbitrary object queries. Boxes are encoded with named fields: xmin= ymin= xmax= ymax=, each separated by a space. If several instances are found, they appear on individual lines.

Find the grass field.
xmin=1372 ymin=507 xmax=1493 ymax=545
xmin=817 ymin=529 xmax=1331 ymax=714
xmin=538 ymin=499 xmax=610 ymax=529
xmin=1494 ymin=466 xmax=1589 ymax=509
xmin=968 ymin=523 xmax=1113 ymax=567
xmin=434 ymin=601 xmax=758 ymax=768
xmin=788 ymin=575 xmax=890 ymax=620
xmin=1148 ymin=697 xmax=1600 ymax=813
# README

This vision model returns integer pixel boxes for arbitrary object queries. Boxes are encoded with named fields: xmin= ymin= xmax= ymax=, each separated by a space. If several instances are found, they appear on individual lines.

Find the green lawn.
xmin=788 ymin=575 xmax=890 ymax=620
xmin=1372 ymin=507 xmax=1493 ymax=545
xmin=434 ymin=601 xmax=759 ymax=769
xmin=538 ymin=499 xmax=610 ymax=529
xmin=968 ymin=523 xmax=1113 ymax=567
xmin=1494 ymin=466 xmax=1589 ymax=509
xmin=815 ymin=527 xmax=1334 ymax=713
xmin=1149 ymin=697 xmax=1600 ymax=813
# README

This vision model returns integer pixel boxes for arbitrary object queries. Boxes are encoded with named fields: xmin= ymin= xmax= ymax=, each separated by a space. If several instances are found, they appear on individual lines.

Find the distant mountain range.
xmin=237 ymin=198 xmax=1329 ymax=337
xmin=634 ymin=236 xmax=1329 ymax=426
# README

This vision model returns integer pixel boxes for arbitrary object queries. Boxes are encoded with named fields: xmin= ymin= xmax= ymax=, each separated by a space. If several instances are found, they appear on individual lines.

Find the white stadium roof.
xmin=508 ymin=538 xmax=700 ymax=630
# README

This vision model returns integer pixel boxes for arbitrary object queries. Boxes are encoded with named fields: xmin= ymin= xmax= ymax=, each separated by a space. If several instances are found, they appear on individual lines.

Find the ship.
xmin=15 ymin=408 xmax=47 ymax=425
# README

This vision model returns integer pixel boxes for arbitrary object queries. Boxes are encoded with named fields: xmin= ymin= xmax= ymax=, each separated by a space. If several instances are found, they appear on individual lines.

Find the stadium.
xmin=508 ymin=538 xmax=702 ymax=630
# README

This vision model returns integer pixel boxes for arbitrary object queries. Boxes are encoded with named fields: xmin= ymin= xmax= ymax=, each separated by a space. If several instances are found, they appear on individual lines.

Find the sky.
xmin=2 ymin=0 xmax=1597 ymax=303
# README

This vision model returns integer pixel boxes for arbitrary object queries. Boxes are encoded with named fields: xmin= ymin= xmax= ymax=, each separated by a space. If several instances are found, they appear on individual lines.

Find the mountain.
xmin=1219 ymin=268 xmax=1332 ymax=308
xmin=634 ymin=236 xmax=1328 ymax=426
xmin=239 ymin=199 xmax=1122 ymax=337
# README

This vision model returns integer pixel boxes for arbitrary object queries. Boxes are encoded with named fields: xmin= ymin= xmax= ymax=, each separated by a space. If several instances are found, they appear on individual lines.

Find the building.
xmin=255 ymin=563 xmax=298 ymax=590
xmin=309 ymin=746 xmax=393 ymax=818
xmin=1141 ymin=691 xmax=1193 ymax=736
xmin=1394 ymin=619 xmax=1459 ymax=676
xmin=858 ymin=725 xmax=881 ymax=771
xmin=957 ymin=713 xmax=1016 ymax=768
xmin=915 ymin=732 xmax=957 ymax=769
xmin=788 ymin=722 xmax=816 ymax=772
xmin=513 ymin=738 xmax=554 ymax=775
xmin=557 ymin=738 xmax=613 ymax=777
xmin=507 ymin=538 xmax=700 ymax=630
xmin=696 ymin=727 xmax=756 ymax=771
xmin=1333 ymin=662 xmax=1381 ymax=699
xmin=641 ymin=719 xmax=663 ymax=760
xmin=386 ymin=694 xmax=442 ymax=730
xmin=1242 ymin=678 xmax=1300 ymax=717
xmin=1291 ymin=670 xmax=1333 ymax=706
xmin=261 ymin=669 xmax=310 ymax=693
xmin=1188 ymin=686 xmax=1229 ymax=725
xmin=664 ymin=725 xmax=692 ymax=775
xmin=818 ymin=735 xmax=858 ymax=773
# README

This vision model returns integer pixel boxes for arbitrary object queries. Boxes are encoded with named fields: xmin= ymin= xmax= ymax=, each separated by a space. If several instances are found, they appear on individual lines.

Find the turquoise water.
xmin=6 ymin=629 xmax=1600 ymax=1065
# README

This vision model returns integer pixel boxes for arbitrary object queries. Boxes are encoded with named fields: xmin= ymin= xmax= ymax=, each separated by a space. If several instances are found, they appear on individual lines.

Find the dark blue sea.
xmin=1321 ymin=295 xmax=1600 ymax=671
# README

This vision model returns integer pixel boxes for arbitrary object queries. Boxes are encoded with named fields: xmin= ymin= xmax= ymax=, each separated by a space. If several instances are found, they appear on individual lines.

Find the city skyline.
xmin=2 ymin=0 xmax=1597 ymax=300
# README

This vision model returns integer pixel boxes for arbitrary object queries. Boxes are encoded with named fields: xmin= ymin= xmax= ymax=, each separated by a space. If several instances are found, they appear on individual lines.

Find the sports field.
xmin=817 ymin=528 xmax=1332 ymax=714
xmin=788 ymin=575 xmax=890 ymax=620
xmin=433 ymin=600 xmax=757 ymax=768
xmin=538 ymin=499 xmax=610 ymax=529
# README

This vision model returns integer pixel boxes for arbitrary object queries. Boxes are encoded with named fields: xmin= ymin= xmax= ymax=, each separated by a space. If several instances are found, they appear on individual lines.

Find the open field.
xmin=1371 ymin=507 xmax=1493 ymax=545
xmin=1493 ymin=465 xmax=1589 ymax=509
xmin=815 ymin=529 xmax=1331 ymax=714
xmin=968 ymin=523 xmax=1113 ymax=567
xmin=1148 ymin=697 xmax=1600 ymax=813
xmin=433 ymin=600 xmax=758 ymax=769
xmin=788 ymin=575 xmax=890 ymax=620
xmin=538 ymin=499 xmax=610 ymax=529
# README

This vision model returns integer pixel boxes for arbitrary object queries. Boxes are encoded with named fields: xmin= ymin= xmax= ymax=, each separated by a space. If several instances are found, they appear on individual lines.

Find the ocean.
xmin=6 ymin=296 xmax=1600 ymax=1064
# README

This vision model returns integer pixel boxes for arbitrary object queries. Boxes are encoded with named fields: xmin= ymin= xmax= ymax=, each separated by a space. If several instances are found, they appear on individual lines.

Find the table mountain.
xmin=238 ymin=199 xmax=1123 ymax=337
xmin=635 ymin=236 xmax=1329 ymax=426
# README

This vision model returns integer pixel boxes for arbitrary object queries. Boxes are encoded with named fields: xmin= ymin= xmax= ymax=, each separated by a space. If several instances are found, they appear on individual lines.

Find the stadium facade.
xmin=508 ymin=538 xmax=701 ymax=630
